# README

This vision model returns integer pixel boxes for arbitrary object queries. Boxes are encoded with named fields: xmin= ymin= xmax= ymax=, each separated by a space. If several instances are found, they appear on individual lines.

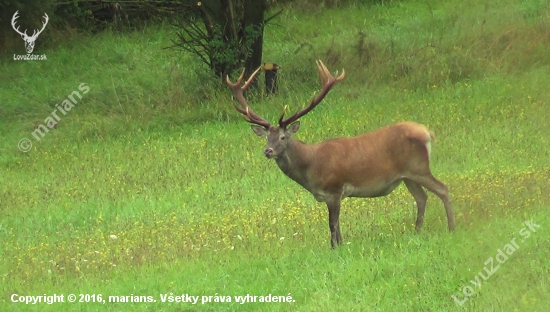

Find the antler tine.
xmin=279 ymin=60 xmax=345 ymax=128
xmin=11 ymin=11 xmax=27 ymax=37
xmin=33 ymin=13 xmax=49 ymax=38
xmin=226 ymin=67 xmax=271 ymax=129
xmin=225 ymin=68 xmax=245 ymax=88
xmin=277 ymin=105 xmax=289 ymax=125
xmin=241 ymin=67 xmax=261 ymax=91
xmin=317 ymin=59 xmax=346 ymax=84
xmin=317 ymin=59 xmax=329 ymax=86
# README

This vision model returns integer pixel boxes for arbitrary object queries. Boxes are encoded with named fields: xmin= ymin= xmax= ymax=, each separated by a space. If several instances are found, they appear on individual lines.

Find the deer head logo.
xmin=11 ymin=11 xmax=49 ymax=54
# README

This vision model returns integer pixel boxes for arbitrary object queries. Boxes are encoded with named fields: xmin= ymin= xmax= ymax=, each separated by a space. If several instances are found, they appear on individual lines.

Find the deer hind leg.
xmin=408 ymin=174 xmax=455 ymax=232
xmin=403 ymin=178 xmax=428 ymax=232
xmin=326 ymin=199 xmax=343 ymax=248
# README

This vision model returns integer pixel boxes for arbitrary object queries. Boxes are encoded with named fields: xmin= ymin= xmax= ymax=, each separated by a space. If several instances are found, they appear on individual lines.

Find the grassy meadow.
xmin=1 ymin=0 xmax=549 ymax=311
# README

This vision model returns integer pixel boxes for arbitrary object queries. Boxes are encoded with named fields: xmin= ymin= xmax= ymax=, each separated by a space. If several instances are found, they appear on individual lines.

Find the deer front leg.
xmin=326 ymin=199 xmax=343 ymax=248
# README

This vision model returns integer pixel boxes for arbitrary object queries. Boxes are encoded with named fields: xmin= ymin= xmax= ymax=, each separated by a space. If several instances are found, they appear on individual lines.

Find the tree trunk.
xmin=243 ymin=0 xmax=266 ymax=84
xmin=193 ymin=0 xmax=266 ymax=82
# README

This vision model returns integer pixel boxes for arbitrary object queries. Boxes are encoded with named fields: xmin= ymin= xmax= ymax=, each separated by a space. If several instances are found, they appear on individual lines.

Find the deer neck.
xmin=274 ymin=138 xmax=313 ymax=190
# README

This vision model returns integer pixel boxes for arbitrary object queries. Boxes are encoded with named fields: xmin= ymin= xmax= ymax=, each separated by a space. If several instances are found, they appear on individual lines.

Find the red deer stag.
xmin=226 ymin=60 xmax=455 ymax=248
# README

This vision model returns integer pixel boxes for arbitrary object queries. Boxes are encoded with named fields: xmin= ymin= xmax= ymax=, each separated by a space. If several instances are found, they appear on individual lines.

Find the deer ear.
xmin=251 ymin=125 xmax=268 ymax=137
xmin=287 ymin=121 xmax=300 ymax=134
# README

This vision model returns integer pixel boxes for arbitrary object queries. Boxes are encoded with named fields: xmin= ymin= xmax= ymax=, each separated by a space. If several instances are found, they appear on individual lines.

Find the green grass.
xmin=1 ymin=0 xmax=549 ymax=311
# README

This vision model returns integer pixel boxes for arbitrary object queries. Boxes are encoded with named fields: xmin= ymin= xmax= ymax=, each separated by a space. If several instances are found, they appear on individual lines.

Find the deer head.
xmin=12 ymin=11 xmax=49 ymax=54
xmin=226 ymin=60 xmax=345 ymax=159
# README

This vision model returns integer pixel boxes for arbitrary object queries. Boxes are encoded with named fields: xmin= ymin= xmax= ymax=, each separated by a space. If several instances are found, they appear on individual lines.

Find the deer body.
xmin=227 ymin=61 xmax=454 ymax=248
xmin=273 ymin=122 xmax=431 ymax=199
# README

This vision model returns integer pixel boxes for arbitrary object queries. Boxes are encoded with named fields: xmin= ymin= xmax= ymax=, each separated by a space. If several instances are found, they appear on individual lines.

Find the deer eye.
xmin=280 ymin=135 xmax=286 ymax=140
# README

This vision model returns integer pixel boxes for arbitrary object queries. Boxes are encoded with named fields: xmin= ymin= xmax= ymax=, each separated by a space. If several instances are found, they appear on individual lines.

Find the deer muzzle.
xmin=264 ymin=148 xmax=274 ymax=158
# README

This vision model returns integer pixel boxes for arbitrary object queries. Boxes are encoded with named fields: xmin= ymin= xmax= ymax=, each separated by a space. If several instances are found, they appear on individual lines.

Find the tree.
xmin=170 ymin=0 xmax=277 ymax=82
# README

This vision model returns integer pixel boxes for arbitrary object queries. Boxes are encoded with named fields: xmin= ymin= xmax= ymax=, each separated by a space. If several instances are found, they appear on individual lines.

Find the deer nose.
xmin=264 ymin=148 xmax=274 ymax=158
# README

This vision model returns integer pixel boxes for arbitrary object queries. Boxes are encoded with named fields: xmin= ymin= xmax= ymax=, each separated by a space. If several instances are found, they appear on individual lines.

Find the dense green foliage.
xmin=1 ymin=0 xmax=549 ymax=311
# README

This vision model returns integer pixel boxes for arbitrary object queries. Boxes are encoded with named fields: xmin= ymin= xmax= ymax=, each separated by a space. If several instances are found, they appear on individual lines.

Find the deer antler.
xmin=32 ymin=13 xmax=49 ymax=39
xmin=11 ymin=11 xmax=27 ymax=38
xmin=278 ymin=60 xmax=345 ymax=128
xmin=11 ymin=11 xmax=49 ymax=40
xmin=226 ymin=67 xmax=271 ymax=129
